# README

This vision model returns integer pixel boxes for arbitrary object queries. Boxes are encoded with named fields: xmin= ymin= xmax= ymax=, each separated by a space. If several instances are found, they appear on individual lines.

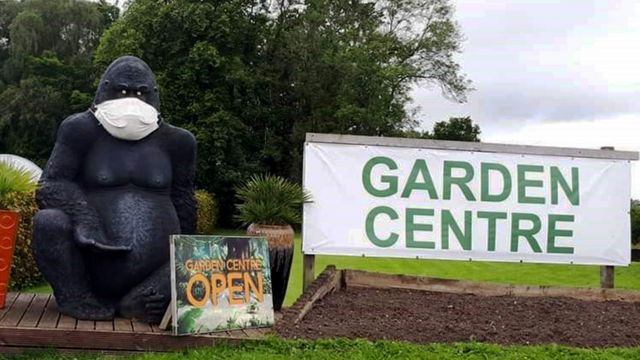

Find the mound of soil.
xmin=277 ymin=287 xmax=640 ymax=347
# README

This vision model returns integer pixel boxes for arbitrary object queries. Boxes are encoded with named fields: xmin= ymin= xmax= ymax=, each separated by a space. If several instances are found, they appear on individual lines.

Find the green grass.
xmin=17 ymin=229 xmax=640 ymax=358
xmin=24 ymin=228 xmax=640 ymax=308
xmin=5 ymin=339 xmax=640 ymax=359
xmin=23 ymin=283 xmax=53 ymax=294
xmin=283 ymin=235 xmax=640 ymax=306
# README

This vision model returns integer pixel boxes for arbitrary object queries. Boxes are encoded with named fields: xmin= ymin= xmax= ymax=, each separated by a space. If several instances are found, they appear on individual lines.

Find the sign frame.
xmin=301 ymin=133 xmax=639 ymax=289
xmin=169 ymin=235 xmax=275 ymax=336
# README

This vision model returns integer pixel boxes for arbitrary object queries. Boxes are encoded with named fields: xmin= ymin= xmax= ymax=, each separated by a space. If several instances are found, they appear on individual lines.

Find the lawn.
xmin=25 ymin=228 xmax=640 ymax=307
xmin=16 ymin=229 xmax=640 ymax=359
xmin=282 ymin=234 xmax=640 ymax=306
xmin=5 ymin=339 xmax=640 ymax=360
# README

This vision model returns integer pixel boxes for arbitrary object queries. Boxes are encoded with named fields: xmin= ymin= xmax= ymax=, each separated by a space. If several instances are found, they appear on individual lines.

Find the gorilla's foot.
xmin=56 ymin=294 xmax=115 ymax=321
xmin=118 ymin=287 xmax=169 ymax=324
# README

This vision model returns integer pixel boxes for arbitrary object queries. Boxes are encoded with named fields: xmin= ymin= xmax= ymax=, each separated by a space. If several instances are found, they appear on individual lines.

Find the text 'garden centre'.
xmin=362 ymin=157 xmax=579 ymax=254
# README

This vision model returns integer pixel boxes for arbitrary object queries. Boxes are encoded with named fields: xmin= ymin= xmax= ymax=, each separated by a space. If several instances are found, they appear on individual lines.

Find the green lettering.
xmin=477 ymin=211 xmax=507 ymax=251
xmin=441 ymin=210 xmax=472 ymax=250
xmin=551 ymin=167 xmax=580 ymax=206
xmin=401 ymin=159 xmax=439 ymax=199
xmin=365 ymin=206 xmax=399 ymax=247
xmin=443 ymin=161 xmax=476 ymax=201
xmin=547 ymin=214 xmax=575 ymax=254
xmin=362 ymin=157 xmax=398 ymax=197
xmin=406 ymin=208 xmax=435 ymax=249
xmin=511 ymin=213 xmax=542 ymax=253
xmin=517 ymin=165 xmax=545 ymax=204
xmin=481 ymin=163 xmax=512 ymax=202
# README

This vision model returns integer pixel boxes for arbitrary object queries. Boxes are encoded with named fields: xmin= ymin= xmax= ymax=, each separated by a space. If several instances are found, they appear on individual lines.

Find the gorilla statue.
xmin=32 ymin=56 xmax=196 ymax=323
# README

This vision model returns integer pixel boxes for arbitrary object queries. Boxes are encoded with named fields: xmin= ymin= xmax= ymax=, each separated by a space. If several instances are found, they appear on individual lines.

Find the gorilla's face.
xmin=94 ymin=56 xmax=161 ymax=111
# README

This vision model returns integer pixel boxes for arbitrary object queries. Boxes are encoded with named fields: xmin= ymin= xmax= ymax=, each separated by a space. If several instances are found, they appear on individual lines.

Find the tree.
xmin=95 ymin=0 xmax=471 ymax=224
xmin=0 ymin=0 xmax=119 ymax=165
xmin=432 ymin=116 xmax=480 ymax=142
xmin=399 ymin=116 xmax=481 ymax=142
xmin=631 ymin=199 xmax=640 ymax=245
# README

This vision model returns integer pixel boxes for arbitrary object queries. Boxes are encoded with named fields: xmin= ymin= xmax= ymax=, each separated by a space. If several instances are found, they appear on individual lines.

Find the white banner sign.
xmin=303 ymin=136 xmax=634 ymax=266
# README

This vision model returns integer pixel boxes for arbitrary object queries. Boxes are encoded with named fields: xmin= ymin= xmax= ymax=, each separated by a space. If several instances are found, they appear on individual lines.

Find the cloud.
xmin=411 ymin=0 xmax=640 ymax=135
xmin=484 ymin=114 xmax=640 ymax=198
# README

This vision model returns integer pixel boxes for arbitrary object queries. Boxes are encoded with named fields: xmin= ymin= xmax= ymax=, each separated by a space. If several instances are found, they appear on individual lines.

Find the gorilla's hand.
xmin=74 ymin=224 xmax=132 ymax=252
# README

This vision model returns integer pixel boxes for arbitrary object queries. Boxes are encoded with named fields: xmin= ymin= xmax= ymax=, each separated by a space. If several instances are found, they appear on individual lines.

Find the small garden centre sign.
xmin=303 ymin=133 xmax=638 ymax=266
xmin=170 ymin=235 xmax=274 ymax=335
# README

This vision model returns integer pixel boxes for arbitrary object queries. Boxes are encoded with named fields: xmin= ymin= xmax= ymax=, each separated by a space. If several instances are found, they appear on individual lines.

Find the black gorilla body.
xmin=32 ymin=57 xmax=196 ymax=323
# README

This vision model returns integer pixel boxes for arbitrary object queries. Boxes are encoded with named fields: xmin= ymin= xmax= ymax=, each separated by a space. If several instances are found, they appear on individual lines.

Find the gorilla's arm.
xmin=170 ymin=128 xmax=197 ymax=234
xmin=37 ymin=113 xmax=130 ymax=252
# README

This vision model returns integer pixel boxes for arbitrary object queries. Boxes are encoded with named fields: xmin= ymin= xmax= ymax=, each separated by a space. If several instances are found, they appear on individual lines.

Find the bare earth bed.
xmin=277 ymin=286 xmax=640 ymax=347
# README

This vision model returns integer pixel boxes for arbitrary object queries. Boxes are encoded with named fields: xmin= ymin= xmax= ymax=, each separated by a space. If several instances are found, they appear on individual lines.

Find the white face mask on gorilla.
xmin=92 ymin=98 xmax=159 ymax=141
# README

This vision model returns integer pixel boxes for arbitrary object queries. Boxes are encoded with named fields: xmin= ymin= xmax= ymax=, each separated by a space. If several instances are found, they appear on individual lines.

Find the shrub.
xmin=631 ymin=200 xmax=640 ymax=245
xmin=196 ymin=190 xmax=217 ymax=235
xmin=0 ymin=161 xmax=37 ymax=209
xmin=234 ymin=175 xmax=311 ymax=226
xmin=4 ymin=191 xmax=44 ymax=290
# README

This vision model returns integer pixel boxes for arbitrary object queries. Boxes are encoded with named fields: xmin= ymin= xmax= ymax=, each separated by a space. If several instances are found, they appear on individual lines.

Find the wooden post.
xmin=600 ymin=266 xmax=614 ymax=289
xmin=600 ymin=146 xmax=615 ymax=289
xmin=159 ymin=301 xmax=173 ymax=330
xmin=303 ymin=254 xmax=315 ymax=291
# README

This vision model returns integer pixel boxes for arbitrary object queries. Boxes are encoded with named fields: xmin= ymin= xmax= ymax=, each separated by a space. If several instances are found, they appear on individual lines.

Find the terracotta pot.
xmin=0 ymin=211 xmax=18 ymax=308
xmin=246 ymin=224 xmax=294 ymax=311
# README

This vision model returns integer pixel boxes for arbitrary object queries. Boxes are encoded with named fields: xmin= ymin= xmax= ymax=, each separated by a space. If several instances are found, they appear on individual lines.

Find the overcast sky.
xmin=412 ymin=0 xmax=640 ymax=197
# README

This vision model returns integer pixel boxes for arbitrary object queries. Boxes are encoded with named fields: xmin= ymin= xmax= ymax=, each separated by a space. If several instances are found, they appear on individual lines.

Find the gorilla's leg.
xmin=118 ymin=261 xmax=170 ymax=324
xmin=32 ymin=209 xmax=115 ymax=320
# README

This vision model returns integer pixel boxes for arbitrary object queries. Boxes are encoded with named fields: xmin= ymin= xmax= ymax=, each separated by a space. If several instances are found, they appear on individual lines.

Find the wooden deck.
xmin=0 ymin=292 xmax=269 ymax=354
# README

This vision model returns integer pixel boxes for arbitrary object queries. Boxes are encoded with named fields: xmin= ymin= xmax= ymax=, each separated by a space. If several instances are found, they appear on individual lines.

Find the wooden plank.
xmin=600 ymin=265 xmax=614 ymax=288
xmin=38 ymin=296 xmax=59 ymax=329
xmin=305 ymin=133 xmax=640 ymax=160
xmin=150 ymin=323 xmax=164 ymax=333
xmin=0 ymin=346 xmax=145 ymax=356
xmin=230 ymin=330 xmax=245 ymax=337
xmin=302 ymin=254 xmax=315 ymax=291
xmin=158 ymin=303 xmax=172 ymax=330
xmin=131 ymin=319 xmax=153 ymax=333
xmin=0 ymin=327 xmax=246 ymax=352
xmin=113 ymin=318 xmax=133 ymax=332
xmin=95 ymin=320 xmax=114 ymax=332
xmin=0 ymin=293 xmax=19 ymax=322
xmin=56 ymin=314 xmax=76 ymax=330
xmin=0 ymin=293 xmax=34 ymax=327
xmin=76 ymin=320 xmax=95 ymax=331
xmin=344 ymin=270 xmax=640 ymax=303
xmin=295 ymin=268 xmax=341 ymax=324
xmin=241 ymin=328 xmax=268 ymax=338
xmin=17 ymin=294 xmax=49 ymax=328
xmin=196 ymin=330 xmax=233 ymax=338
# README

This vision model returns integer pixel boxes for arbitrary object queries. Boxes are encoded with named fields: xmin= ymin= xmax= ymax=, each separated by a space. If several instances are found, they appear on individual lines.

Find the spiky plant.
xmin=234 ymin=175 xmax=311 ymax=226
xmin=0 ymin=161 xmax=37 ymax=210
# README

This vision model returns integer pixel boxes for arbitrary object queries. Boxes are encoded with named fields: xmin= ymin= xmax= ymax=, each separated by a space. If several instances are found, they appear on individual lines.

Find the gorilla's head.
xmin=94 ymin=56 xmax=160 ymax=111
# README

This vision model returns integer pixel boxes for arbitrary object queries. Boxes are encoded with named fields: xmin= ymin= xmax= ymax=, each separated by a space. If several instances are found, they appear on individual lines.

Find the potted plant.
xmin=235 ymin=175 xmax=310 ymax=311
xmin=0 ymin=161 xmax=37 ymax=307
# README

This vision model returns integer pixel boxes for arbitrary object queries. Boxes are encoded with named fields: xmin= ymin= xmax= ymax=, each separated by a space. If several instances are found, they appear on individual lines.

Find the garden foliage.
xmin=631 ymin=200 xmax=640 ymax=245
xmin=94 ymin=0 xmax=471 ymax=224
xmin=195 ymin=189 xmax=218 ymax=235
xmin=3 ymin=191 xmax=43 ymax=290
xmin=0 ymin=161 xmax=36 ymax=209
xmin=0 ymin=0 xmax=119 ymax=166
xmin=235 ymin=175 xmax=310 ymax=226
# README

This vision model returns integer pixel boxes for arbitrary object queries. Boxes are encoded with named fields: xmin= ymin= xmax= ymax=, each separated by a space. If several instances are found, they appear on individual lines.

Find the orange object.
xmin=0 ymin=211 xmax=18 ymax=308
